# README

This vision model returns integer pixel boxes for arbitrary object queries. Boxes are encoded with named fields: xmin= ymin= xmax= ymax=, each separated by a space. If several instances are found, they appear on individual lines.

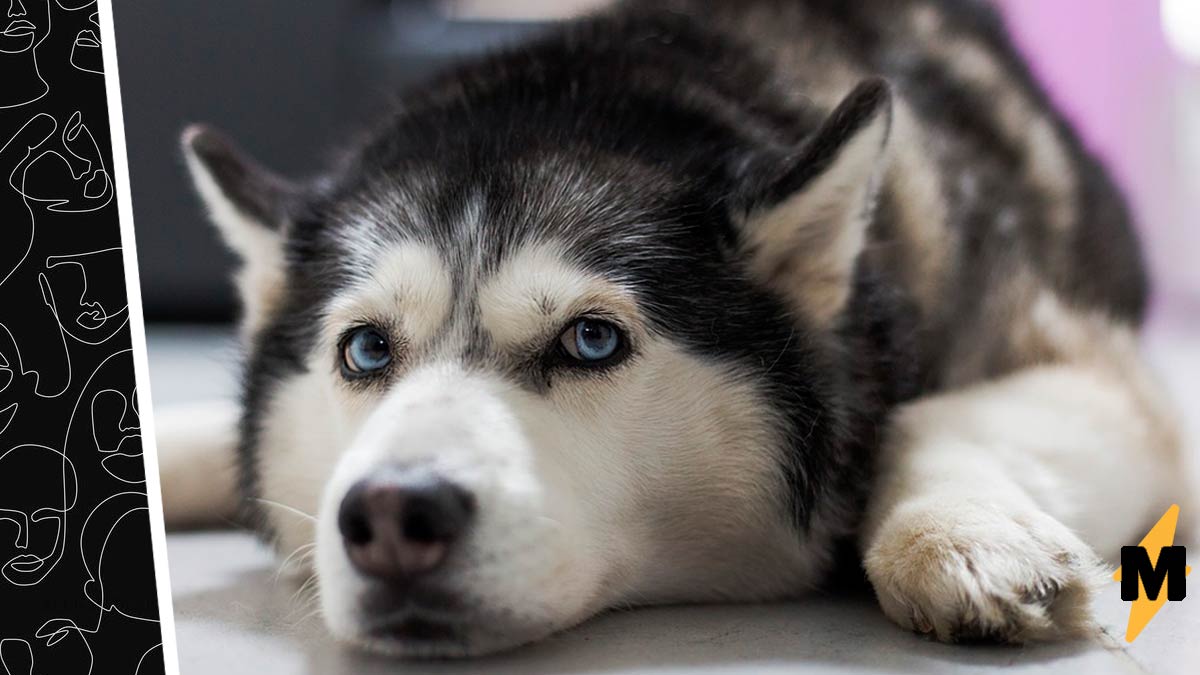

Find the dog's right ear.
xmin=182 ymin=125 xmax=297 ymax=339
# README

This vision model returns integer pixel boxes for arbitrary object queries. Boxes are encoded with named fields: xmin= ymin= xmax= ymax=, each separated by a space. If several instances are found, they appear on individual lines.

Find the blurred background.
xmin=117 ymin=0 xmax=605 ymax=321
xmin=116 ymin=0 xmax=1200 ymax=324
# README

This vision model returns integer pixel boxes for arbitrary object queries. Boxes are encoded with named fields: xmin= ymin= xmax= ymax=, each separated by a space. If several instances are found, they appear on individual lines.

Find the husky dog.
xmin=161 ymin=0 xmax=1188 ymax=657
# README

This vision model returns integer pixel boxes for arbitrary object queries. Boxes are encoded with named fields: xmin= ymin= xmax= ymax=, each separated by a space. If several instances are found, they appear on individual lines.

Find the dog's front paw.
xmin=864 ymin=500 xmax=1105 ymax=643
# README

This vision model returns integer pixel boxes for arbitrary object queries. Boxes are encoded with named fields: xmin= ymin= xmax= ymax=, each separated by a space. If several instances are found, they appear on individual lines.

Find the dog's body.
xmin=161 ymin=0 xmax=1187 ymax=656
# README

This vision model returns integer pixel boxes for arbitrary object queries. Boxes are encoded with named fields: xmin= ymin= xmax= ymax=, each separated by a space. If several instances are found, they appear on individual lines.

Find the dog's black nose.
xmin=337 ymin=474 xmax=474 ymax=580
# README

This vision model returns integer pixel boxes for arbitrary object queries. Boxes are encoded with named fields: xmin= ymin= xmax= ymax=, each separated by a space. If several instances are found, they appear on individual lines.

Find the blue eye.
xmin=560 ymin=319 xmax=622 ymax=364
xmin=342 ymin=327 xmax=392 ymax=375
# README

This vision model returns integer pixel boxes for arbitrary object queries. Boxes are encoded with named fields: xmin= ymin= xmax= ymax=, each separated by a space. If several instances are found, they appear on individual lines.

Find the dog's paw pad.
xmin=864 ymin=501 xmax=1105 ymax=644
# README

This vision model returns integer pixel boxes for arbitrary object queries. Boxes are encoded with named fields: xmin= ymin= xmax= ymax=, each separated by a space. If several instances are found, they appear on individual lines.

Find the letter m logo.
xmin=1120 ymin=545 xmax=1187 ymax=601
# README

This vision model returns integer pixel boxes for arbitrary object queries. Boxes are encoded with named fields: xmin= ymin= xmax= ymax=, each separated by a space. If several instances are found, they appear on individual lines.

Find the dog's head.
xmin=184 ymin=40 xmax=894 ymax=655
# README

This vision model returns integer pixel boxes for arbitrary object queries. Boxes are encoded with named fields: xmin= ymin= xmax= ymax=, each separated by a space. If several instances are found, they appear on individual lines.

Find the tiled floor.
xmin=147 ymin=321 xmax=1199 ymax=675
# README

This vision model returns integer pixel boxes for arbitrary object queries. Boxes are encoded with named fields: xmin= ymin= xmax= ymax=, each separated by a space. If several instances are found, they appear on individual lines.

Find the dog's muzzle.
xmin=317 ymin=365 xmax=585 ymax=655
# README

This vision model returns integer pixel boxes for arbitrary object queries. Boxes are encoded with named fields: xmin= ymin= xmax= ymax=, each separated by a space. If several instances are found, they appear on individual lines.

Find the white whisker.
xmin=254 ymin=498 xmax=317 ymax=523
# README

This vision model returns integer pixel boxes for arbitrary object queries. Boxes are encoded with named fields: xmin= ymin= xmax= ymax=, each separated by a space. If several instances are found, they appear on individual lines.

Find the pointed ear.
xmin=739 ymin=78 xmax=893 ymax=328
xmin=182 ymin=125 xmax=298 ymax=339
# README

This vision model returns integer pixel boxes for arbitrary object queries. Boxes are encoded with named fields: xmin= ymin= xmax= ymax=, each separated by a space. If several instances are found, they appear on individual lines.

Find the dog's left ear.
xmin=739 ymin=78 xmax=893 ymax=328
xmin=182 ymin=125 xmax=300 ymax=340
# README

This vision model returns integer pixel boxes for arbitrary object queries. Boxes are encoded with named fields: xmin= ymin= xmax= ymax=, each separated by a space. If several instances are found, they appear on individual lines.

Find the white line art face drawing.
xmin=14 ymin=111 xmax=113 ymax=214
xmin=30 ymin=494 xmax=158 ymax=668
xmin=68 ymin=11 xmax=101 ymax=75
xmin=67 ymin=350 xmax=141 ymax=482
xmin=0 ymin=113 xmax=54 ymax=287
xmin=2 ymin=354 xmax=149 ymax=672
xmin=2 ymin=2 xmax=160 ymax=669
xmin=0 ymin=445 xmax=78 ymax=587
xmin=90 ymin=387 xmax=141 ymax=484
xmin=66 ymin=348 xmax=137 ymax=470
xmin=41 ymin=248 xmax=129 ymax=345
xmin=79 ymin=496 xmax=157 ymax=623
xmin=0 ymin=638 xmax=33 ymax=675
xmin=2 ymin=111 xmax=115 ymax=287
xmin=31 ymin=493 xmax=158 ymax=675
xmin=0 ymin=316 xmax=71 ymax=401
xmin=1 ymin=633 xmax=94 ymax=675
xmin=0 ymin=0 xmax=51 ymax=109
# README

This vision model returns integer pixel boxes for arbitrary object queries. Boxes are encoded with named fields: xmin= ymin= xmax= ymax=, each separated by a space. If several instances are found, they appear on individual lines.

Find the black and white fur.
xmin=160 ymin=0 xmax=1189 ymax=657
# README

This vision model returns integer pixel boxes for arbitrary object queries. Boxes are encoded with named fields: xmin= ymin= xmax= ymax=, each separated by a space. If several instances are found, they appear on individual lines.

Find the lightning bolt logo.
xmin=1113 ymin=504 xmax=1191 ymax=642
